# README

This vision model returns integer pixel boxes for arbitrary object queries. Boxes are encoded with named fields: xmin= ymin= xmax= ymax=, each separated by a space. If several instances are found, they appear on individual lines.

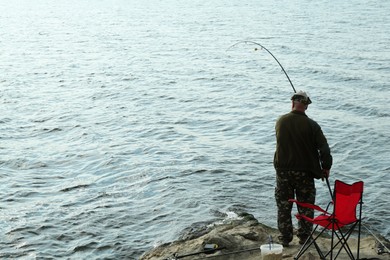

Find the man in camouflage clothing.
xmin=273 ymin=91 xmax=332 ymax=247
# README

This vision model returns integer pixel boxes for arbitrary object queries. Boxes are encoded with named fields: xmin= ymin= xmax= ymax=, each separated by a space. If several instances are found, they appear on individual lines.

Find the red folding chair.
xmin=289 ymin=180 xmax=364 ymax=260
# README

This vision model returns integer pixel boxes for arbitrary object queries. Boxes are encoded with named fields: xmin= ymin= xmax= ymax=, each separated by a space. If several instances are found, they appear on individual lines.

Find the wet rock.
xmin=140 ymin=214 xmax=389 ymax=260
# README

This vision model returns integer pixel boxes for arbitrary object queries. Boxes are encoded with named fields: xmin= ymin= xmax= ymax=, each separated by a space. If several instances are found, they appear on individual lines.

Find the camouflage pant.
xmin=275 ymin=171 xmax=316 ymax=242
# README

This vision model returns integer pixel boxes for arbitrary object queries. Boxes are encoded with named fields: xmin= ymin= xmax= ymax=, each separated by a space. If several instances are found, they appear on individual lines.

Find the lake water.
xmin=1 ymin=0 xmax=389 ymax=259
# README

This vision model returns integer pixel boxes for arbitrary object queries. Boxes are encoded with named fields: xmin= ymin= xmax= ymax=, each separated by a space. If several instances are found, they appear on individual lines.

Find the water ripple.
xmin=1 ymin=1 xmax=389 ymax=259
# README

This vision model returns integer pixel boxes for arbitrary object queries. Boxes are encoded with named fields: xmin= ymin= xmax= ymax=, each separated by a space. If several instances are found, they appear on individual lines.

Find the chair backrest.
xmin=333 ymin=180 xmax=364 ymax=225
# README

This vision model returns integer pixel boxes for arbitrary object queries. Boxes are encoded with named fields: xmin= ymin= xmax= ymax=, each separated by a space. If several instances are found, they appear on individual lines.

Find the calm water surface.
xmin=1 ymin=0 xmax=389 ymax=259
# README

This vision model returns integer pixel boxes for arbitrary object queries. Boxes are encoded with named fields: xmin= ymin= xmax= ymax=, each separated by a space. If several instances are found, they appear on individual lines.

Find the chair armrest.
xmin=289 ymin=199 xmax=329 ymax=214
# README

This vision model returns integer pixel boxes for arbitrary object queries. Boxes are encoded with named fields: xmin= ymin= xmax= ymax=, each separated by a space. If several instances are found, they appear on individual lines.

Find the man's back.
xmin=274 ymin=110 xmax=330 ymax=179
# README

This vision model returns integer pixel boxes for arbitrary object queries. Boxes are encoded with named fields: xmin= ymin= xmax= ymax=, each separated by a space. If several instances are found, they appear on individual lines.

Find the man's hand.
xmin=322 ymin=169 xmax=330 ymax=181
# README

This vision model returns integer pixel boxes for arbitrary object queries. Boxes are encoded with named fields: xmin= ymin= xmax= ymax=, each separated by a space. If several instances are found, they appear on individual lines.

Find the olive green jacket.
xmin=274 ymin=110 xmax=332 ymax=179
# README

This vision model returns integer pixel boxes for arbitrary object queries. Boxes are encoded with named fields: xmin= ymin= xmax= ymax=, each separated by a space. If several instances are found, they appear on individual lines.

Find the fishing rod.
xmin=325 ymin=177 xmax=334 ymax=198
xmin=165 ymin=244 xmax=225 ymax=260
xmin=227 ymin=40 xmax=297 ymax=93
xmin=165 ymin=234 xmax=278 ymax=259
xmin=166 ymin=245 xmax=261 ymax=260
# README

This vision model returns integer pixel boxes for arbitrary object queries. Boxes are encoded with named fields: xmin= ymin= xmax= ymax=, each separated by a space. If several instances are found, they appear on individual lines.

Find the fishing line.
xmin=362 ymin=224 xmax=390 ymax=255
xmin=227 ymin=40 xmax=296 ymax=93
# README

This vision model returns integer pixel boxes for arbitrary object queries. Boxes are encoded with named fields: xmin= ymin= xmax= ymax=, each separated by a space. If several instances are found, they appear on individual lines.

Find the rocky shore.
xmin=140 ymin=213 xmax=389 ymax=260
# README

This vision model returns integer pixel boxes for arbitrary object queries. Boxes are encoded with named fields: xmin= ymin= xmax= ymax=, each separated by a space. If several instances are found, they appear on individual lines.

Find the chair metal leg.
xmin=294 ymin=224 xmax=327 ymax=259
xmin=324 ymin=222 xmax=359 ymax=260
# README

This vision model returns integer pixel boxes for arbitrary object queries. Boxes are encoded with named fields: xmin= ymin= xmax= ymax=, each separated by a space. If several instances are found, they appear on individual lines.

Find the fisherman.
xmin=273 ymin=90 xmax=333 ymax=247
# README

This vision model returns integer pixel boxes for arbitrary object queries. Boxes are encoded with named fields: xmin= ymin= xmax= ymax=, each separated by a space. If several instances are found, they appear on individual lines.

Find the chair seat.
xmin=296 ymin=213 xmax=351 ymax=230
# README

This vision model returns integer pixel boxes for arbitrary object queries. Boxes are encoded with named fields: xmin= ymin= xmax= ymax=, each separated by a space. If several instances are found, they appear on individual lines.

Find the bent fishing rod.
xmin=227 ymin=40 xmax=297 ymax=93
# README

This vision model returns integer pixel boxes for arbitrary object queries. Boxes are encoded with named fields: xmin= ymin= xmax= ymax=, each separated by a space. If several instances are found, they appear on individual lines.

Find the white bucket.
xmin=260 ymin=243 xmax=283 ymax=260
